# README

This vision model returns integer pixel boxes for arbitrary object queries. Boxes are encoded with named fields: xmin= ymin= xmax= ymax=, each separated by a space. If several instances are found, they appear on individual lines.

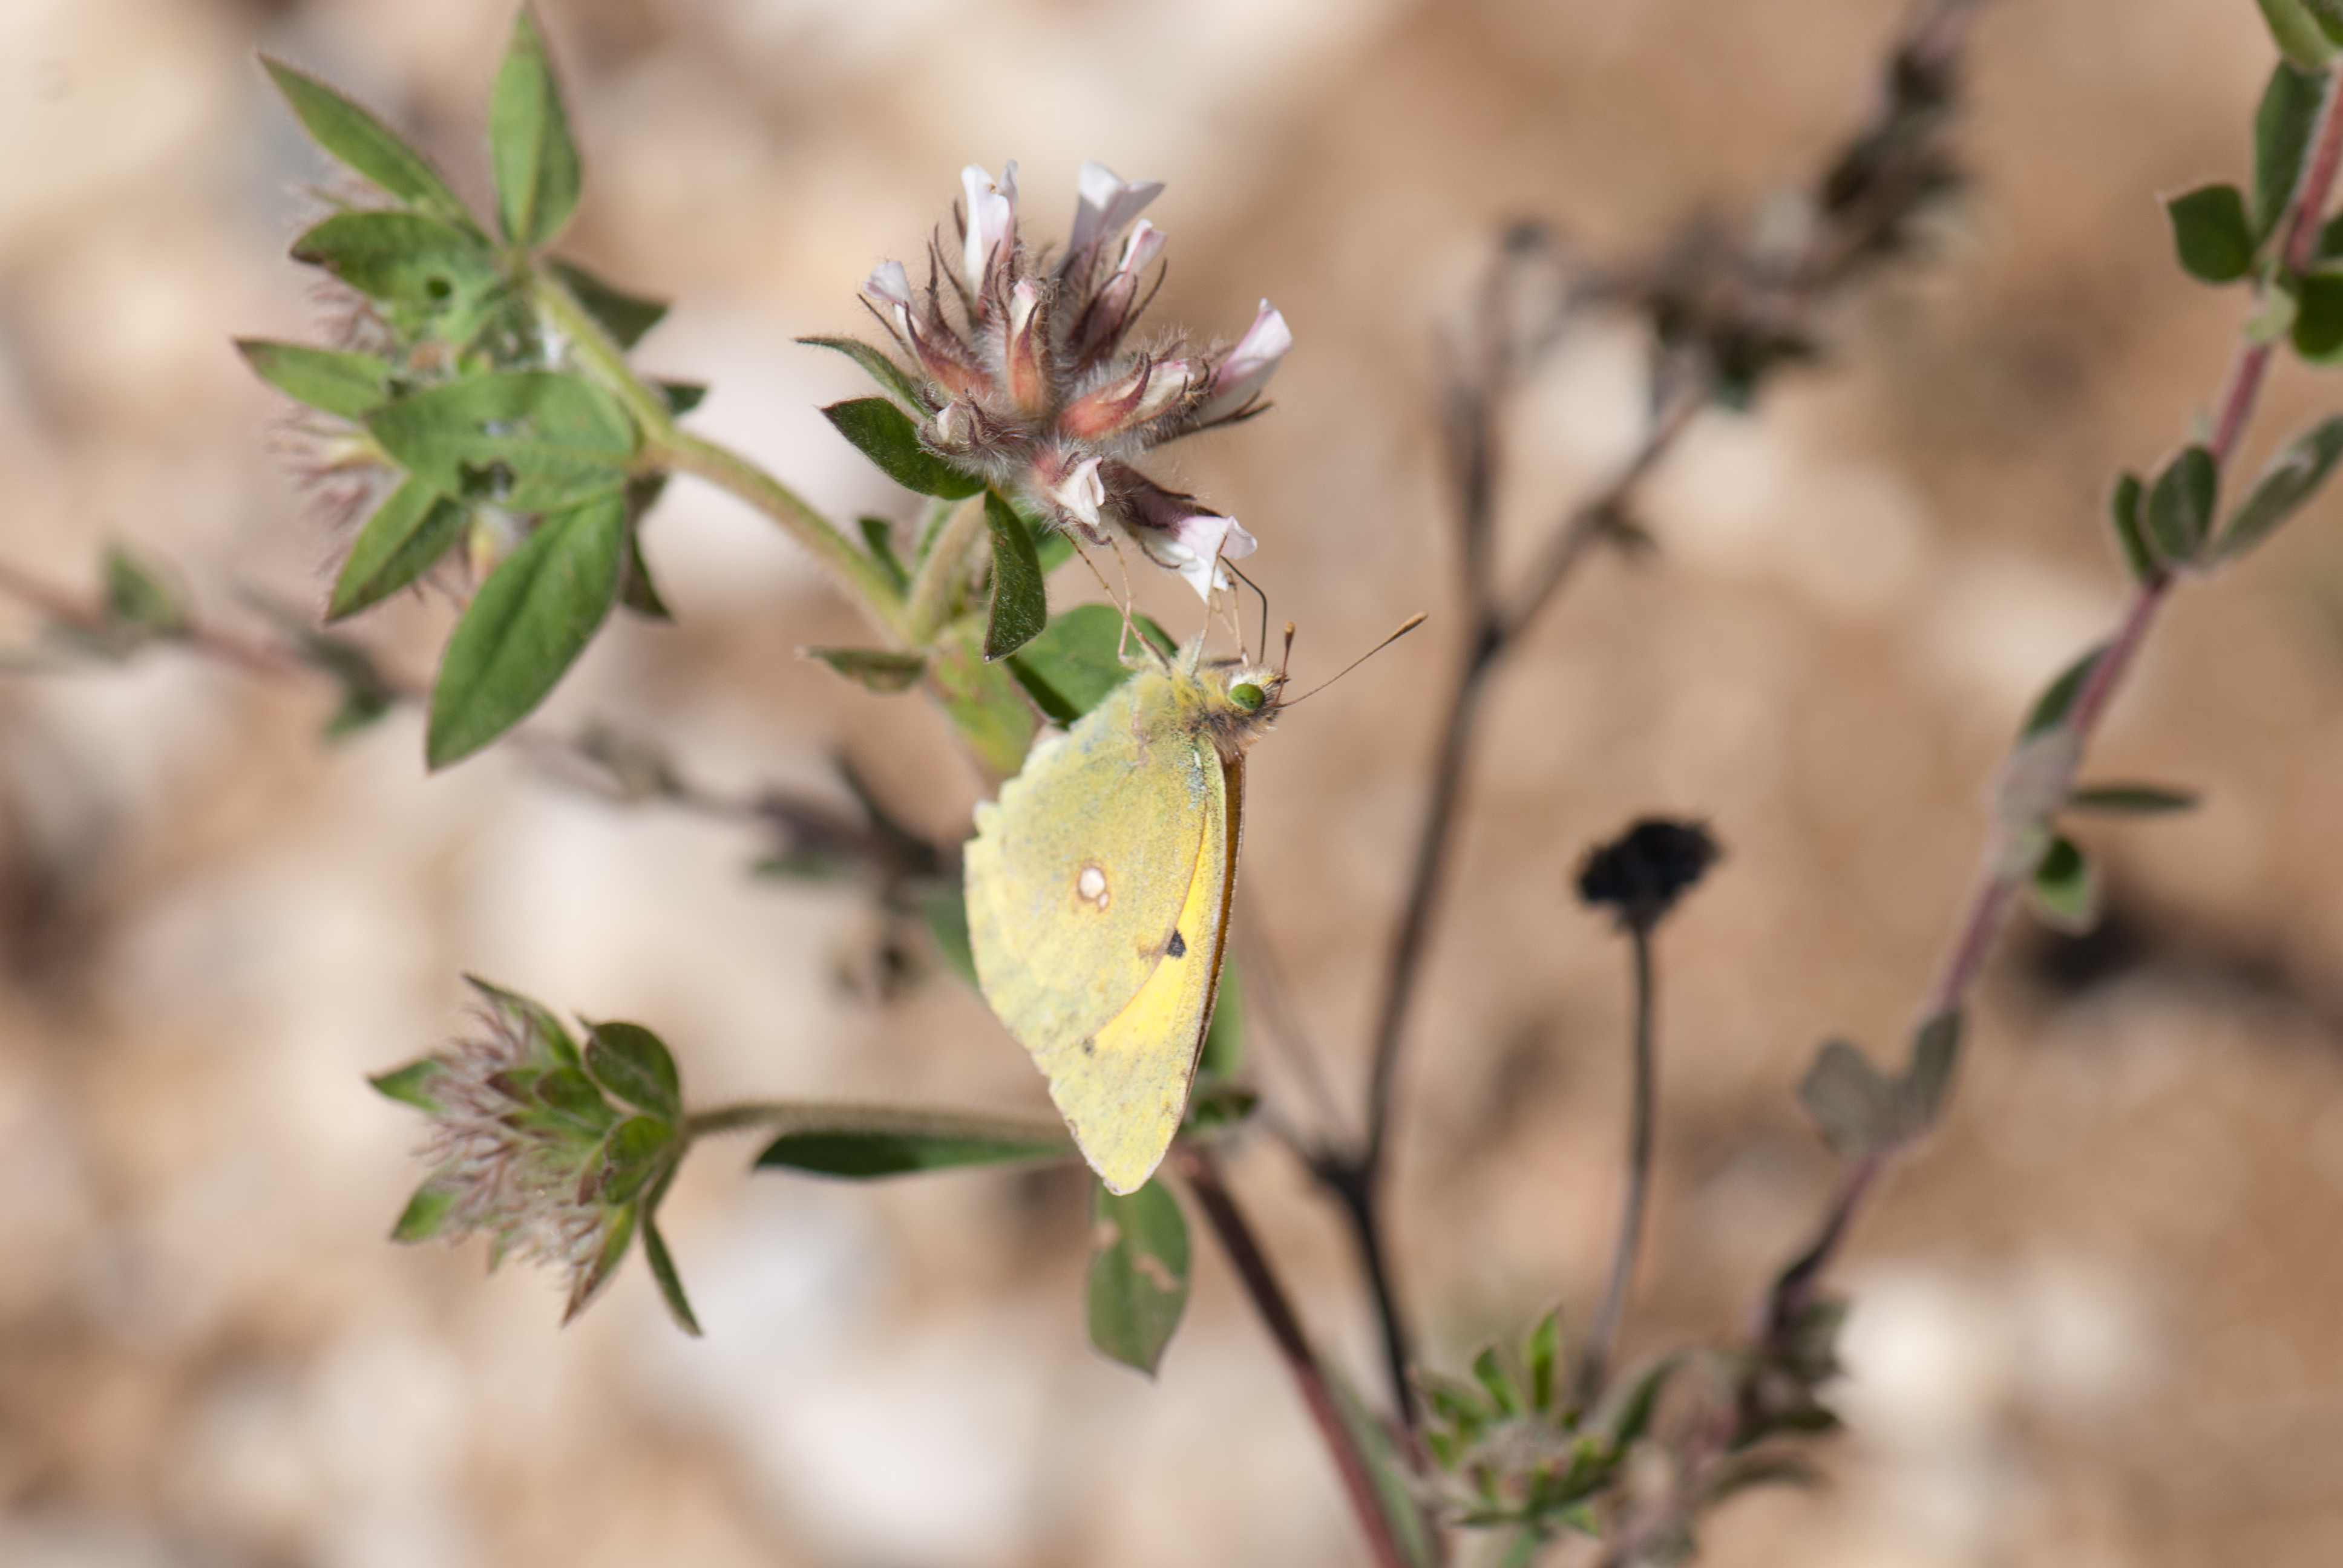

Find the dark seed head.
xmin=1575 ymin=817 xmax=1721 ymax=931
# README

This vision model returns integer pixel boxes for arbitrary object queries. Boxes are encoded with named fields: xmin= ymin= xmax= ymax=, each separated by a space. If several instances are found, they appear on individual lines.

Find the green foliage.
xmin=1198 ymin=959 xmax=1245 ymax=1080
xmin=290 ymin=211 xmax=503 ymax=322
xmin=489 ymin=7 xmax=582 ymax=251
xmin=920 ymin=884 xmax=979 ymax=986
xmin=236 ymin=339 xmax=393 ymax=419
xmin=547 ymin=258 xmax=669 ymax=350
xmin=427 ymin=489 xmax=629 ymax=768
xmin=1004 ymin=603 xmax=1174 ymax=723
xmin=2066 ymin=783 xmax=2200 ymax=814
xmin=262 ymin=57 xmax=470 ymax=221
xmin=755 ymin=1118 xmax=1073 ymax=1178
xmin=2019 ymin=645 xmax=2106 ymax=738
xmin=2164 ymin=185 xmax=2255 ymax=283
xmin=102 ymin=546 xmax=188 ymax=641
xmin=2106 ymin=471 xmax=2157 ymax=581
xmin=369 ymin=370 xmax=635 ymax=513
xmin=2145 ymin=443 xmax=2218 ymax=564
xmin=927 ymin=623 xmax=1040 ymax=777
xmin=2028 ymin=832 xmax=2097 ymax=933
xmin=806 ymin=647 xmax=927 ymax=693
xmin=800 ymin=335 xmax=936 ymax=413
xmin=2217 ymin=413 xmax=2343 ymax=560
xmin=2255 ymin=62 xmax=2328 ymax=242
xmin=2258 ymin=0 xmax=2343 ymax=70
xmin=2294 ymin=271 xmax=2343 ymax=361
xmin=822 ymin=397 xmax=985 ymax=498
xmin=330 ymin=478 xmax=468 ymax=621
xmin=859 ymin=515 xmax=910 ymax=590
xmin=367 ymin=1059 xmax=446 ymax=1113
xmin=1326 ymin=1368 xmax=1442 ymax=1568
xmin=1795 ymin=1009 xmax=1962 ymax=1157
xmin=981 ymin=492 xmax=1048 ymax=661
xmin=1086 ymin=1178 xmax=1191 ymax=1375
xmin=586 ymin=1021 xmax=683 ymax=1122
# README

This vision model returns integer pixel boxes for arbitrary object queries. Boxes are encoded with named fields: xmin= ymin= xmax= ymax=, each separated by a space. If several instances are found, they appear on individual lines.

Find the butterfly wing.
xmin=1038 ymin=751 xmax=1239 ymax=1194
xmin=965 ymin=665 xmax=1240 ymax=1194
xmin=966 ymin=665 xmax=1210 ymax=1062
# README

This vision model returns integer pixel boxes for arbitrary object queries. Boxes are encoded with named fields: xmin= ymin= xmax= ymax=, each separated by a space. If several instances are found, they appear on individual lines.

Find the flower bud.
xmin=962 ymin=161 xmax=1020 ymax=304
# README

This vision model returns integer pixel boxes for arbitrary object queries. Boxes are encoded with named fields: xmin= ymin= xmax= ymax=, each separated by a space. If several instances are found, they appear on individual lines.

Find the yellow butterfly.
xmin=965 ymin=635 xmax=1282 ymax=1194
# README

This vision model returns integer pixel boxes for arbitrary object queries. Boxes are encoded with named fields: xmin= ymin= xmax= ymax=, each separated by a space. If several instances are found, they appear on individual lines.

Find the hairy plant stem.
xmin=536 ymin=272 xmax=906 ymax=630
xmin=1174 ymin=1145 xmax=1416 ymax=1568
xmin=903 ymin=494 xmax=990 ymax=642
xmin=1579 ymin=919 xmax=1657 ymax=1406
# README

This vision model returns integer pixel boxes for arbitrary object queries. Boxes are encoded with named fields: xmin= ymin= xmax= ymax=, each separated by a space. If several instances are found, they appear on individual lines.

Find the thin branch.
xmin=1173 ymin=1145 xmax=1416 ymax=1568
xmin=1579 ymin=920 xmax=1657 ymax=1405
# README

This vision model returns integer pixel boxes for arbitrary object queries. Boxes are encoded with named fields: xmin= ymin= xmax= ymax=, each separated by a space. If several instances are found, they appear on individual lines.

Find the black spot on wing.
xmin=1167 ymin=929 xmax=1187 ymax=959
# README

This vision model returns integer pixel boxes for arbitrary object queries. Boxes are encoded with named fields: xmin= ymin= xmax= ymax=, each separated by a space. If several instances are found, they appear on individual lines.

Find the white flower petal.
xmin=1071 ymin=161 xmax=1165 ymax=257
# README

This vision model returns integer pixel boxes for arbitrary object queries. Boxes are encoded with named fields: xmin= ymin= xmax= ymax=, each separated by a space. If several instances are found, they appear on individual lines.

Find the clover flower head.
xmin=855 ymin=159 xmax=1291 ymax=599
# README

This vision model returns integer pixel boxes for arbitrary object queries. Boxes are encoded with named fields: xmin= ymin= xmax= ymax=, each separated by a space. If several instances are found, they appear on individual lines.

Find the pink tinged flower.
xmin=867 ymin=257 xmax=985 ymax=399
xmin=961 ymin=161 xmax=1020 ymax=298
xmin=1119 ymin=469 xmax=1259 ymax=601
xmin=1058 ymin=356 xmax=1195 ymax=440
xmin=1198 ymin=300 xmax=1293 ymax=423
xmin=1005 ymin=281 xmax=1048 ymax=413
xmin=863 ymin=258 xmax=913 ymax=315
xmin=1043 ymin=452 xmax=1107 ymax=537
xmin=1068 ymin=160 xmax=1165 ymax=261
xmin=1072 ymin=221 xmax=1169 ymax=366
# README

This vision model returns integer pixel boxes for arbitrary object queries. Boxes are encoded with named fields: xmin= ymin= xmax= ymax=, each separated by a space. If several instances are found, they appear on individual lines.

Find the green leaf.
xmin=2165 ymin=185 xmax=2256 ymax=283
xmin=585 ymin=1021 xmax=683 ymax=1122
xmin=390 ymin=1174 xmax=465 ymax=1243
xmin=1086 ymin=1178 xmax=1190 ymax=1375
xmin=2258 ymin=0 xmax=2342 ymax=68
xmin=329 ymin=477 xmax=468 ymax=621
xmin=545 ymin=258 xmax=666 ymax=349
xmin=261 ymin=57 xmax=468 ymax=220
xmin=103 ymin=546 xmax=186 ymax=638
xmin=2066 ymin=783 xmax=2201 ymax=815
xmin=921 ymin=883 xmax=978 ymax=987
xmin=2145 ymin=443 xmax=2218 ymax=565
xmin=370 ymin=370 xmax=635 ymax=512
xmin=641 ymin=1211 xmax=701 ymax=1336
xmin=618 ymin=526 xmax=670 ymax=623
xmin=981 ymin=489 xmax=1047 ymax=661
xmin=1896 ymin=1009 xmax=1962 ymax=1137
xmin=1473 ymin=1345 xmax=1525 ymax=1416
xmin=427 ymin=488 xmax=629 ymax=767
xmin=489 ymin=7 xmax=582 ymax=250
xmin=1525 ymin=1308 xmax=1562 ymax=1416
xmin=2309 ymin=0 xmax=2343 ymax=45
xmin=235 ymin=339 xmax=392 ymax=419
xmin=368 ymin=1059 xmax=445 ymax=1113
xmin=928 ymin=624 xmax=1040 ymax=779
xmin=821 ymin=398 xmax=984 ymax=498
xmin=2019 ymin=645 xmax=2106 ymax=739
xmin=2247 ymin=271 xmax=2302 ymax=346
xmin=2256 ymin=64 xmax=2330 ymax=243
xmin=1596 ymin=1355 xmax=1681 ymax=1448
xmin=1796 ymin=1038 xmax=1897 ymax=1158
xmin=799 ymin=335 xmax=934 ymax=413
xmin=752 ymin=1106 xmax=1073 ymax=1177
xmin=594 ymin=1116 xmax=678 ymax=1206
xmin=562 ymin=1201 xmax=637 ymax=1323
xmin=859 ymin=515 xmax=909 ymax=591
xmin=2107 ymin=470 xmax=2157 ymax=581
xmin=805 ymin=646 xmax=927 ymax=693
xmin=2030 ymin=832 xmax=2097 ymax=933
xmin=2217 ymin=413 xmax=2343 ymax=561
xmin=1003 ymin=603 xmax=1174 ymax=723
xmin=290 ymin=210 xmax=501 ymax=312
xmin=2295 ymin=271 xmax=2343 ymax=361
xmin=657 ymin=381 xmax=707 ymax=416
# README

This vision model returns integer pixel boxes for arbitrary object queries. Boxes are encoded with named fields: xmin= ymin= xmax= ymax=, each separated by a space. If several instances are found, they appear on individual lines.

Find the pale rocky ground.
xmin=3 ymin=0 xmax=2342 ymax=1565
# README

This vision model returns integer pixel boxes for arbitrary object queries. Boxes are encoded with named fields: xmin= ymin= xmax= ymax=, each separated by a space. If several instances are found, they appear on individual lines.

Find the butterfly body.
xmin=965 ymin=642 xmax=1276 ymax=1194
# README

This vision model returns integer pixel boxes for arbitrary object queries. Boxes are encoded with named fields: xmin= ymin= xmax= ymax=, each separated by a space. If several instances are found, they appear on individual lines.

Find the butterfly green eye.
xmin=1230 ymin=683 xmax=1265 ymax=711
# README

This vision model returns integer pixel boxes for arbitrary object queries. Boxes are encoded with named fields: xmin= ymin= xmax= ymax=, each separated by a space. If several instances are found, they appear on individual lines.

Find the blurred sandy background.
xmin=4 ymin=0 xmax=2342 ymax=1564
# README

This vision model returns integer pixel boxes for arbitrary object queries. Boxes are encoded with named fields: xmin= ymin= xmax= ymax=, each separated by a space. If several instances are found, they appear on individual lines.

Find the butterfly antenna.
xmin=1226 ymin=560 xmax=1271 ymax=662
xmin=1280 ymin=612 xmax=1428 ymax=706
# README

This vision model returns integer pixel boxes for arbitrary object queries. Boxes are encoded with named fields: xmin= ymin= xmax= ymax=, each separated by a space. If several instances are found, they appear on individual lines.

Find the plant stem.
xmin=536 ymin=270 xmax=905 ymax=632
xmin=903 ymin=493 xmax=990 ymax=642
xmin=1174 ymin=1145 xmax=1416 ymax=1568
xmin=1579 ymin=919 xmax=1657 ymax=1405
xmin=682 ymin=1100 xmax=1072 ymax=1149
xmin=1755 ymin=18 xmax=2343 ymax=1429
